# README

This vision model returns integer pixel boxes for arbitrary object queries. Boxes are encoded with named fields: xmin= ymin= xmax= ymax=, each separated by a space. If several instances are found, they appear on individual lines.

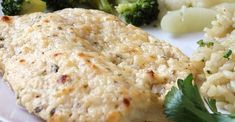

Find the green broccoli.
xmin=80 ymin=0 xmax=113 ymax=13
xmin=81 ymin=0 xmax=159 ymax=26
xmin=2 ymin=0 xmax=46 ymax=15
xmin=115 ymin=0 xmax=159 ymax=26
xmin=2 ymin=0 xmax=159 ymax=26
xmin=2 ymin=0 xmax=23 ymax=15
xmin=42 ymin=0 xmax=80 ymax=11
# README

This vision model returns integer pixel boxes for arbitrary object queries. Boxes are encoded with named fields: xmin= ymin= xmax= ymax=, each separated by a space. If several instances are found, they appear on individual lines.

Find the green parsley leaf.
xmin=207 ymin=42 xmax=214 ymax=47
xmin=164 ymin=74 xmax=235 ymax=122
xmin=197 ymin=39 xmax=214 ymax=48
xmin=197 ymin=39 xmax=205 ymax=47
xmin=223 ymin=49 xmax=232 ymax=59
xmin=204 ymin=98 xmax=218 ymax=113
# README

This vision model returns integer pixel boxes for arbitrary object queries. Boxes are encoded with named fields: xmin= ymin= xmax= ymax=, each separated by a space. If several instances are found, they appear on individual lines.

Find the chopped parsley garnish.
xmin=223 ymin=49 xmax=232 ymax=60
xmin=197 ymin=39 xmax=204 ymax=46
xmin=197 ymin=39 xmax=214 ymax=47
xmin=164 ymin=74 xmax=235 ymax=122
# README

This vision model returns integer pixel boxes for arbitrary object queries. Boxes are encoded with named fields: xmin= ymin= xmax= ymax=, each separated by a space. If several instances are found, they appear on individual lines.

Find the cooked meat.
xmin=0 ymin=8 xmax=192 ymax=122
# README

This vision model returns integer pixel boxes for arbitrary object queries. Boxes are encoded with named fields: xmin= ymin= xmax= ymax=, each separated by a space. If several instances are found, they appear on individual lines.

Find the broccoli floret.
xmin=42 ymin=0 xmax=80 ymax=11
xmin=2 ymin=0 xmax=46 ymax=15
xmin=2 ymin=0 xmax=159 ymax=26
xmin=82 ymin=0 xmax=159 ymax=26
xmin=2 ymin=0 xmax=24 ymax=15
xmin=80 ymin=0 xmax=113 ymax=13
xmin=115 ymin=0 xmax=159 ymax=26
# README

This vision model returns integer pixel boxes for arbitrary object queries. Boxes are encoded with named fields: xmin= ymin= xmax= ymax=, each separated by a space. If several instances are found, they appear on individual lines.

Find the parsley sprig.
xmin=223 ymin=49 xmax=232 ymax=60
xmin=164 ymin=74 xmax=235 ymax=122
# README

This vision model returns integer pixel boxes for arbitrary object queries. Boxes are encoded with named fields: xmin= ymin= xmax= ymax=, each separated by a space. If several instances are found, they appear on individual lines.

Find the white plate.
xmin=0 ymin=6 xmax=204 ymax=121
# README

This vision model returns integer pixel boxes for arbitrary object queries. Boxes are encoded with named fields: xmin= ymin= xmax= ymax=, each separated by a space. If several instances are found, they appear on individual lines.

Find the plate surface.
xmin=0 ymin=8 xmax=204 ymax=121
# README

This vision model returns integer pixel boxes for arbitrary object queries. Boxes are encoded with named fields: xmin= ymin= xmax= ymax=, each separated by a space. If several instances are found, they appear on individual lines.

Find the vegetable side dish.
xmin=2 ymin=0 xmax=235 ymax=34
xmin=1 ymin=0 xmax=159 ymax=26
